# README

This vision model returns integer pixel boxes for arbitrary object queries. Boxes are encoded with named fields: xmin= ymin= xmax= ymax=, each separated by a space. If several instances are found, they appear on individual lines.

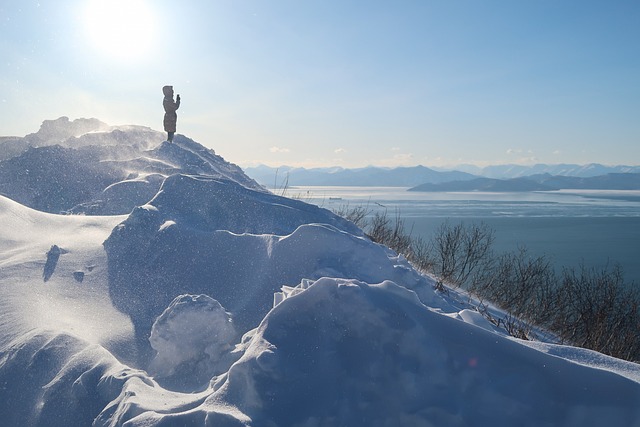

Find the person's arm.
xmin=176 ymin=94 xmax=181 ymax=110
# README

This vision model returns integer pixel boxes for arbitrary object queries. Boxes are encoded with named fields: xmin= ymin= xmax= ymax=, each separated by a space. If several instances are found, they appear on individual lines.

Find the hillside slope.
xmin=1 ymin=120 xmax=639 ymax=426
xmin=0 ymin=118 xmax=262 ymax=214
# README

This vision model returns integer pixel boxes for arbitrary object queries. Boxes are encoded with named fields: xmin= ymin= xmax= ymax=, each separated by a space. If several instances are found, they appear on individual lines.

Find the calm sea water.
xmin=289 ymin=186 xmax=640 ymax=285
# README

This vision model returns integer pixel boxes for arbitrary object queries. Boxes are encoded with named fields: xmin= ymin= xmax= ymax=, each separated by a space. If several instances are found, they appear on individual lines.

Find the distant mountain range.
xmin=244 ymin=165 xmax=476 ymax=187
xmin=245 ymin=164 xmax=640 ymax=190
xmin=434 ymin=163 xmax=640 ymax=179
xmin=409 ymin=173 xmax=640 ymax=192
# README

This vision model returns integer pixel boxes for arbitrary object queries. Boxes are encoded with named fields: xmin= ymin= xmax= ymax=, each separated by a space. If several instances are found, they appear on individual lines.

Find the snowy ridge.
xmin=0 ymin=117 xmax=263 ymax=215
xmin=148 ymin=136 xmax=261 ymax=190
xmin=1 ymin=121 xmax=640 ymax=426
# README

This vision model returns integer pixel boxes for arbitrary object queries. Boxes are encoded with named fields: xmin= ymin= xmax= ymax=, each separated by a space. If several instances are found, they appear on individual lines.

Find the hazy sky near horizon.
xmin=1 ymin=0 xmax=639 ymax=168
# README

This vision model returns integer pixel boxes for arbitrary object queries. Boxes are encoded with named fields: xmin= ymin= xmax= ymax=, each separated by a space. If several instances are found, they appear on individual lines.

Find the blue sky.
xmin=1 ymin=0 xmax=639 ymax=168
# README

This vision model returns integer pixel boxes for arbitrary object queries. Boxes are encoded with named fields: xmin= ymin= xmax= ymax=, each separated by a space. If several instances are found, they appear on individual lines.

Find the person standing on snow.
xmin=162 ymin=85 xmax=180 ymax=142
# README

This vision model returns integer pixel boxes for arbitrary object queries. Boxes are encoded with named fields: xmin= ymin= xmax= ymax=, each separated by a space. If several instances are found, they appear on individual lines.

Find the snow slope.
xmin=0 ymin=118 xmax=262 ymax=214
xmin=102 ymin=174 xmax=436 ymax=360
xmin=0 ymin=195 xmax=140 ymax=427
xmin=1 ymin=121 xmax=640 ymax=426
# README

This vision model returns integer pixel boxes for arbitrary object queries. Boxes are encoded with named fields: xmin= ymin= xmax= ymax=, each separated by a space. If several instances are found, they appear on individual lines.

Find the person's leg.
xmin=168 ymin=131 xmax=174 ymax=142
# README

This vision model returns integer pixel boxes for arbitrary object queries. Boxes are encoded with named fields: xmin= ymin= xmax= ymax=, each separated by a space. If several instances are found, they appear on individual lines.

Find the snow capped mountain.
xmin=1 ymin=119 xmax=640 ymax=426
xmin=458 ymin=163 xmax=640 ymax=179
xmin=246 ymin=163 xmax=640 ymax=188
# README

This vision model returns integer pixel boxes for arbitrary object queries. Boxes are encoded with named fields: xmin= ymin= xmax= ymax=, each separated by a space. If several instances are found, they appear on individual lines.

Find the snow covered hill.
xmin=0 ymin=117 xmax=262 ymax=215
xmin=1 ymin=119 xmax=640 ymax=426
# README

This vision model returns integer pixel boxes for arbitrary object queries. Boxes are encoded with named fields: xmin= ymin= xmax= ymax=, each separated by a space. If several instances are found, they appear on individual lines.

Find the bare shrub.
xmin=473 ymin=247 xmax=556 ymax=326
xmin=405 ymin=235 xmax=434 ymax=273
xmin=431 ymin=220 xmax=495 ymax=288
xmin=333 ymin=204 xmax=370 ymax=230
xmin=273 ymin=168 xmax=290 ymax=197
xmin=552 ymin=264 xmax=640 ymax=361
xmin=500 ymin=313 xmax=533 ymax=340
xmin=368 ymin=210 xmax=413 ymax=256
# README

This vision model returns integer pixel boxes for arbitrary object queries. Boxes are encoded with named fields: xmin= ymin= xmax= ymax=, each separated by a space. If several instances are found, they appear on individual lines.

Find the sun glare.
xmin=84 ymin=0 xmax=156 ymax=60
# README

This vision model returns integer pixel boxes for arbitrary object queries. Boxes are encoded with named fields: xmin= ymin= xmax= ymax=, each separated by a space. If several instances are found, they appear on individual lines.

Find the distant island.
xmin=408 ymin=173 xmax=640 ymax=192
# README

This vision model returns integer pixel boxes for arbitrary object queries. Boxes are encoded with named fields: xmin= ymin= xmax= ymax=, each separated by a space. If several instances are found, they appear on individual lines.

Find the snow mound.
xmin=22 ymin=117 xmax=159 ymax=154
xmin=65 ymin=126 xmax=162 ymax=153
xmin=217 ymin=279 xmax=640 ymax=426
xmin=0 ymin=118 xmax=263 ymax=214
xmin=149 ymin=294 xmax=237 ymax=388
xmin=0 ymin=145 xmax=124 ymax=213
xmin=72 ymin=174 xmax=165 ymax=215
xmin=148 ymin=135 xmax=261 ymax=190
xmin=104 ymin=174 xmax=436 ymax=348
xmin=100 ymin=278 xmax=640 ymax=426
xmin=26 ymin=116 xmax=110 ymax=146
xmin=146 ymin=174 xmax=360 ymax=235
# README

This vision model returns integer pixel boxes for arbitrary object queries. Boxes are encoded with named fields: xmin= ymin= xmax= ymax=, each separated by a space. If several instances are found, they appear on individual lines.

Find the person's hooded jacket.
xmin=162 ymin=86 xmax=180 ymax=133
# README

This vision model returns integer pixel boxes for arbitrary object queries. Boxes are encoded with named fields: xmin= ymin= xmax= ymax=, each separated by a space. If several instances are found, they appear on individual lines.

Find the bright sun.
xmin=84 ymin=0 xmax=156 ymax=60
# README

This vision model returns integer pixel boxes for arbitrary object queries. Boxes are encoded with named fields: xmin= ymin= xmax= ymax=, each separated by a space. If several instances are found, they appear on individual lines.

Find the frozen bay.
xmin=292 ymin=187 xmax=640 ymax=284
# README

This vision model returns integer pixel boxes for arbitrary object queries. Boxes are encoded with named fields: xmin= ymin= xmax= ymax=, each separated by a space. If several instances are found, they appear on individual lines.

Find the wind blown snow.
xmin=0 ymin=119 xmax=639 ymax=426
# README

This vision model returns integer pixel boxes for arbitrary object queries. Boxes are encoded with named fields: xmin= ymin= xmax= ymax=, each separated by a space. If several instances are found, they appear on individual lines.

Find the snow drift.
xmin=209 ymin=278 xmax=640 ymax=426
xmin=0 ymin=117 xmax=262 ymax=214
xmin=1 ymin=119 xmax=640 ymax=426
xmin=103 ymin=173 xmax=434 ymax=353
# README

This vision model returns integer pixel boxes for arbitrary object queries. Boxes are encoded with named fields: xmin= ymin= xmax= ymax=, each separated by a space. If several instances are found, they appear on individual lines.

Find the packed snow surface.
xmin=1 ymin=120 xmax=640 ymax=426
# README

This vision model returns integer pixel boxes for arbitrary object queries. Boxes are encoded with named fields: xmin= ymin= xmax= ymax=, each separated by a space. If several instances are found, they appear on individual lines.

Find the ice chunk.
xmin=149 ymin=294 xmax=236 ymax=382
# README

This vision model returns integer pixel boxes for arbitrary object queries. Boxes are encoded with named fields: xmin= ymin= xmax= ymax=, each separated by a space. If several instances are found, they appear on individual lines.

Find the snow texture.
xmin=148 ymin=294 xmax=237 ymax=389
xmin=102 ymin=173 xmax=432 ymax=349
xmin=208 ymin=278 xmax=640 ymax=427
xmin=0 ymin=117 xmax=262 ymax=214
xmin=1 ymin=119 xmax=639 ymax=426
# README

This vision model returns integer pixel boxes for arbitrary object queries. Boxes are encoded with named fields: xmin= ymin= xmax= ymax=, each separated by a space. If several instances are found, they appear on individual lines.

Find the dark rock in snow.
xmin=43 ymin=245 xmax=62 ymax=282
